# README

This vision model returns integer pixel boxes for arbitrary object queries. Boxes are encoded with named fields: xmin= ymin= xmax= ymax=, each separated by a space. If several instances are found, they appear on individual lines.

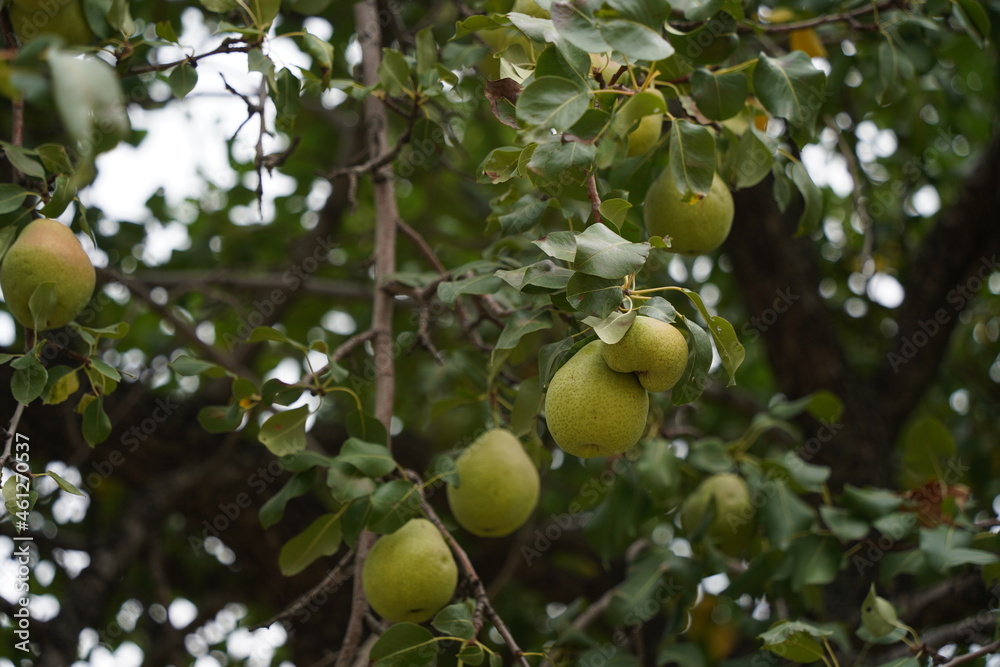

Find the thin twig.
xmin=742 ymin=0 xmax=900 ymax=33
xmin=587 ymin=173 xmax=603 ymax=224
xmin=101 ymin=268 xmax=255 ymax=379
xmin=941 ymin=638 xmax=1000 ymax=666
xmin=0 ymin=402 xmax=27 ymax=469
xmin=409 ymin=471 xmax=531 ymax=667
xmin=251 ymin=548 xmax=355 ymax=630
xmin=126 ymin=38 xmax=253 ymax=75
xmin=398 ymin=219 xmax=447 ymax=274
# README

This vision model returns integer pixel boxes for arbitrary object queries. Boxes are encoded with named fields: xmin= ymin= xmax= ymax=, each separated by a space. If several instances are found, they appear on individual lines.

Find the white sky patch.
xmin=911 ymin=184 xmax=942 ymax=217
xmin=867 ymin=273 xmax=905 ymax=308
xmin=168 ymin=597 xmax=199 ymax=629
xmin=801 ymin=144 xmax=853 ymax=197
xmin=701 ymin=573 xmax=730 ymax=595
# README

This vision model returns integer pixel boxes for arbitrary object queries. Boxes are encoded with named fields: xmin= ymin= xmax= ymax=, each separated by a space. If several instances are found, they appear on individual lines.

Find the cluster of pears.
xmin=544 ymin=316 xmax=688 ymax=458
xmin=679 ymin=472 xmax=755 ymax=556
xmin=0 ymin=218 xmax=96 ymax=331
xmin=362 ymin=429 xmax=540 ymax=624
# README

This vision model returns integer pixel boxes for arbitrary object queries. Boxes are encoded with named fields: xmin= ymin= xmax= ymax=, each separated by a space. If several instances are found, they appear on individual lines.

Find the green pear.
xmin=362 ymin=518 xmax=458 ymax=623
xmin=511 ymin=0 xmax=549 ymax=18
xmin=10 ymin=0 xmax=93 ymax=46
xmin=544 ymin=340 xmax=649 ymax=458
xmin=615 ymin=89 xmax=665 ymax=157
xmin=602 ymin=316 xmax=688 ymax=392
xmin=680 ymin=473 xmax=755 ymax=556
xmin=1 ymin=218 xmax=96 ymax=331
xmin=644 ymin=169 xmax=734 ymax=255
xmin=447 ymin=429 xmax=540 ymax=537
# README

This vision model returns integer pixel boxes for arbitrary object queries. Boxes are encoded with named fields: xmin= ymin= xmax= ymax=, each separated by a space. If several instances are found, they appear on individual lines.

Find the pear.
xmin=680 ymin=473 xmax=755 ymax=556
xmin=543 ymin=340 xmax=649 ymax=458
xmin=0 ymin=218 xmax=96 ymax=331
xmin=615 ymin=88 xmax=665 ymax=157
xmin=602 ymin=316 xmax=688 ymax=392
xmin=447 ymin=429 xmax=540 ymax=537
xmin=644 ymin=169 xmax=734 ymax=255
xmin=362 ymin=518 xmax=458 ymax=623
xmin=10 ymin=0 xmax=93 ymax=46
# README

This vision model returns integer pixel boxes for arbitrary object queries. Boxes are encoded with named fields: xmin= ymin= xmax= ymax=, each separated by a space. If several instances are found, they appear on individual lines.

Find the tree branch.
xmin=409 ymin=470 xmax=531 ymax=667
xmin=335 ymin=2 xmax=401 ymax=665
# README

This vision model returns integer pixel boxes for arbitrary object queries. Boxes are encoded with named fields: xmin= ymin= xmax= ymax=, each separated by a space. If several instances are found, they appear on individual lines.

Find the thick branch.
xmin=880 ymin=135 xmax=1000 ymax=424
xmin=335 ymin=3 xmax=400 ymax=666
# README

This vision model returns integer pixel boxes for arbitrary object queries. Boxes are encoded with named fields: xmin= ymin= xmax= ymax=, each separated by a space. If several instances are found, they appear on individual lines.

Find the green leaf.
xmin=582 ymin=309 xmax=637 ymax=345
xmin=0 ymin=143 xmax=46 ymax=180
xmin=496 ymin=261 xmax=573 ymax=293
xmin=752 ymin=52 xmax=826 ymax=129
xmin=953 ymin=0 xmax=991 ymax=47
xmin=573 ymin=223 xmax=650 ymax=279
xmin=378 ymin=48 xmax=411 ymax=96
xmin=42 ymin=366 xmax=79 ymax=405
xmin=550 ymin=2 xmax=611 ymax=54
xmin=725 ymin=127 xmax=774 ymax=189
xmin=258 ymin=406 xmax=310 ymax=456
xmin=168 ymin=64 xmax=198 ymax=98
xmin=303 ymin=31 xmax=335 ymax=73
xmin=274 ymin=68 xmax=302 ymax=132
xmin=566 ymin=273 xmax=623 ymax=318
xmin=920 ymin=525 xmax=998 ymax=573
xmin=758 ymin=479 xmax=815 ymax=549
xmin=686 ymin=437 xmax=733 ymax=473
xmin=526 ymin=140 xmax=597 ymax=185
xmin=280 ymin=450 xmax=339 ymax=472
xmin=597 ymin=17 xmax=674 ymax=61
xmin=278 ymin=513 xmax=342 ymax=576
xmin=842 ymin=485 xmax=902 ymax=520
xmin=899 ymin=416 xmax=956 ymax=488
xmin=457 ymin=644 xmax=485 ymax=665
xmin=12 ymin=356 xmax=47 ymax=405
xmin=598 ymin=198 xmax=632 ymax=232
xmin=690 ymin=69 xmax=747 ymax=121
xmin=497 ymin=194 xmax=549 ymax=234
xmin=155 ymin=20 xmax=179 ymax=42
xmin=83 ymin=395 xmax=112 ymax=446
xmin=89 ymin=358 xmax=121 ymax=382
xmin=346 ymin=411 xmax=388 ymax=447
xmin=49 ymin=52 xmax=130 ymax=159
xmin=197 ymin=403 xmax=244 ymax=434
xmin=247 ymin=326 xmax=303 ymax=347
xmin=789 ymin=535 xmax=842 ymax=591
xmin=637 ymin=296 xmax=677 ymax=324
xmin=478 ymin=147 xmax=524 ymax=184
xmin=259 ymin=470 xmax=317 ymax=529
xmin=327 ymin=462 xmax=377 ymax=503
xmin=789 ymin=161 xmax=822 ymax=235
xmin=516 ymin=76 xmax=590 ymax=131
xmin=432 ymin=599 xmax=477 ymax=640
xmin=533 ymin=230 xmax=576 ymax=261
xmin=28 ymin=282 xmax=59 ymax=331
xmin=0 ymin=183 xmax=29 ymax=214
xmin=367 ymin=480 xmax=421 ymax=534
xmin=437 ymin=274 xmax=504 ymax=307
xmin=370 ymin=623 xmax=438 ymax=667
xmin=495 ymin=310 xmax=550 ymax=351
xmin=40 ymin=470 xmax=84 ymax=496
xmin=759 ymin=620 xmax=831 ymax=663
xmin=772 ymin=451 xmax=830 ymax=493
xmin=671 ymin=317 xmax=711 ymax=405
xmin=538 ymin=336 xmax=577 ymax=387
xmin=676 ymin=288 xmax=744 ymax=384
xmin=40 ymin=175 xmax=76 ymax=218
xmin=819 ymin=506 xmax=870 ymax=542
xmin=668 ymin=120 xmax=717 ymax=201
xmin=339 ymin=439 xmax=396 ymax=477
xmin=170 ymin=356 xmax=224 ymax=377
